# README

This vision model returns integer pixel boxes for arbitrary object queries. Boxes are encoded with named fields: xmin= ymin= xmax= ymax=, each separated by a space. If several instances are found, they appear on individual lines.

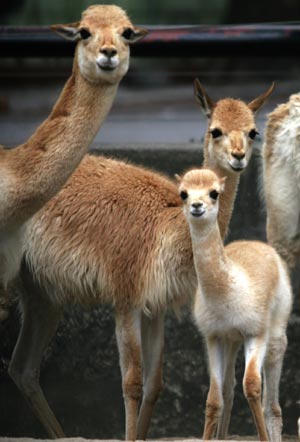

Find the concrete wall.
xmin=0 ymin=144 xmax=299 ymax=439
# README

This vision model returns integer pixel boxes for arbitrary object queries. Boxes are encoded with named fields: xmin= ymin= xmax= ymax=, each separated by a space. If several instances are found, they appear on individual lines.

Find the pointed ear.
xmin=220 ymin=176 xmax=227 ymax=193
xmin=51 ymin=22 xmax=81 ymax=41
xmin=174 ymin=173 xmax=182 ymax=182
xmin=194 ymin=78 xmax=215 ymax=119
xmin=122 ymin=26 xmax=148 ymax=44
xmin=248 ymin=82 xmax=275 ymax=114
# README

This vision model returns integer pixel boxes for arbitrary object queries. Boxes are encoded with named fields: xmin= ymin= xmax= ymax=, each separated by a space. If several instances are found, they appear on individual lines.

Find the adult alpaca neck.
xmin=4 ymin=62 xmax=118 ymax=230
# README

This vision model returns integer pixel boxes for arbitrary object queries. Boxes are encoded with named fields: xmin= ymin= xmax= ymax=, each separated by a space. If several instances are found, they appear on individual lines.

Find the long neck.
xmin=203 ymin=138 xmax=240 ymax=240
xmin=189 ymin=220 xmax=231 ymax=297
xmin=4 ymin=53 xmax=118 ymax=229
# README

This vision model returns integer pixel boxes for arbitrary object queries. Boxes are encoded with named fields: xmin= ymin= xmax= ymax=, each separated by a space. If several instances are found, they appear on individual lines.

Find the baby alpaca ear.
xmin=174 ymin=173 xmax=182 ymax=182
xmin=220 ymin=177 xmax=227 ymax=192
xmin=51 ymin=22 xmax=81 ymax=41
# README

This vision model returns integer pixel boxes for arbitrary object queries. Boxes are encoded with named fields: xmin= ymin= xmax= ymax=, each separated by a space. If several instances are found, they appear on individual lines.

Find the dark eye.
xmin=249 ymin=129 xmax=258 ymax=140
xmin=210 ymin=128 xmax=223 ymax=139
xmin=122 ymin=28 xmax=135 ymax=40
xmin=209 ymin=190 xmax=219 ymax=200
xmin=180 ymin=190 xmax=188 ymax=201
xmin=80 ymin=28 xmax=91 ymax=40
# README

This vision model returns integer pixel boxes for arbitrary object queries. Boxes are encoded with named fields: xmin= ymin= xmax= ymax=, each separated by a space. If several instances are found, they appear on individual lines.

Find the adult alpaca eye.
xmin=122 ymin=28 xmax=135 ymax=40
xmin=180 ymin=190 xmax=188 ymax=201
xmin=210 ymin=128 xmax=223 ymax=139
xmin=209 ymin=190 xmax=219 ymax=200
xmin=80 ymin=28 xmax=91 ymax=40
xmin=249 ymin=129 xmax=258 ymax=140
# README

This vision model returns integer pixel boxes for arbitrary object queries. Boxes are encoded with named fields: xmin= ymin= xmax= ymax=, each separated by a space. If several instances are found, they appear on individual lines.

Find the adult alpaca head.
xmin=52 ymin=5 xmax=147 ymax=84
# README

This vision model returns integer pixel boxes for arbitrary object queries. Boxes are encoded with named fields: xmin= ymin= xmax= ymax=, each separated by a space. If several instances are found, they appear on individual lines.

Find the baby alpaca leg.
xmin=203 ymin=337 xmax=224 ymax=440
xmin=243 ymin=336 xmax=268 ymax=441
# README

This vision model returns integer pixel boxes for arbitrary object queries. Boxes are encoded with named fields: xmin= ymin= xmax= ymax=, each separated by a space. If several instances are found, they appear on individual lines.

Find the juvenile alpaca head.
xmin=52 ymin=5 xmax=147 ymax=84
xmin=177 ymin=169 xmax=225 ymax=226
xmin=194 ymin=79 xmax=275 ymax=173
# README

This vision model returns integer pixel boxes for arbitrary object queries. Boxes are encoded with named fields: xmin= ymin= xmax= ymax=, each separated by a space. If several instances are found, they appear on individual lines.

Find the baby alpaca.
xmin=179 ymin=169 xmax=292 ymax=441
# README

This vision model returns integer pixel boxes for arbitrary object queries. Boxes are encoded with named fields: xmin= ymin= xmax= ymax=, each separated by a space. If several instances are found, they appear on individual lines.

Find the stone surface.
xmin=0 ymin=145 xmax=299 ymax=440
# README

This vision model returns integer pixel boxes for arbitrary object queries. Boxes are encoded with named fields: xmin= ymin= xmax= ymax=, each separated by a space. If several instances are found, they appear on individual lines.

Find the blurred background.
xmin=1 ymin=0 xmax=300 ymax=440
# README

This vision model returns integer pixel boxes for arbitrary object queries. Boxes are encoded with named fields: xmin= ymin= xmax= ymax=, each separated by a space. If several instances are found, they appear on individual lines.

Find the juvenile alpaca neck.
xmin=203 ymin=140 xmax=239 ymax=240
xmin=189 ymin=220 xmax=230 ymax=296
xmin=6 ymin=54 xmax=118 ymax=228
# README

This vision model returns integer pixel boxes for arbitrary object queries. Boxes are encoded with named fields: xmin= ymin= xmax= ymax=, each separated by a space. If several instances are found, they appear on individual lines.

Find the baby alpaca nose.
xmin=100 ymin=47 xmax=117 ymax=58
xmin=192 ymin=202 xmax=203 ymax=209
xmin=231 ymin=151 xmax=245 ymax=160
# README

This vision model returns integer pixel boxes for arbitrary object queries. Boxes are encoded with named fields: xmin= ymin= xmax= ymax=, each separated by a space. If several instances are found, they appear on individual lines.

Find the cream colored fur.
xmin=0 ymin=5 xmax=146 ymax=288
xmin=180 ymin=168 xmax=292 ymax=442
xmin=8 ymin=82 xmax=273 ymax=440
xmin=263 ymin=93 xmax=300 ymax=270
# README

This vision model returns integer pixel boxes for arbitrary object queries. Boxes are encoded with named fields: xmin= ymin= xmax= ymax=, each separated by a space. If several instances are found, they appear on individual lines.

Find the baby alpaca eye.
xmin=122 ymin=28 xmax=135 ymax=40
xmin=79 ymin=28 xmax=91 ymax=40
xmin=180 ymin=190 xmax=188 ymax=201
xmin=209 ymin=190 xmax=219 ymax=200
xmin=249 ymin=129 xmax=258 ymax=140
xmin=210 ymin=128 xmax=223 ymax=139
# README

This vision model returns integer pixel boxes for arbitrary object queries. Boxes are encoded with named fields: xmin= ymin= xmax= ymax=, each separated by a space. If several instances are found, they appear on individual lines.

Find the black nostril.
xmin=192 ymin=202 xmax=203 ymax=209
xmin=101 ymin=48 xmax=117 ymax=57
xmin=232 ymin=152 xmax=245 ymax=160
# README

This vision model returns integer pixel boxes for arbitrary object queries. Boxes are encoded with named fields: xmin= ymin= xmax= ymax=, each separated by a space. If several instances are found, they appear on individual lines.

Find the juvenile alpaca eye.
xmin=210 ymin=128 xmax=223 ymax=139
xmin=209 ymin=190 xmax=219 ymax=200
xmin=79 ymin=28 xmax=91 ymax=40
xmin=180 ymin=190 xmax=188 ymax=201
xmin=249 ymin=129 xmax=258 ymax=140
xmin=122 ymin=28 xmax=135 ymax=40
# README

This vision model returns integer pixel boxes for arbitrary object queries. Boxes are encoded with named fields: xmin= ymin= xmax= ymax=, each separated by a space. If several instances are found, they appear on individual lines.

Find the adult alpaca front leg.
xmin=8 ymin=275 xmax=63 ymax=438
xmin=115 ymin=308 xmax=143 ymax=441
xmin=137 ymin=311 xmax=165 ymax=440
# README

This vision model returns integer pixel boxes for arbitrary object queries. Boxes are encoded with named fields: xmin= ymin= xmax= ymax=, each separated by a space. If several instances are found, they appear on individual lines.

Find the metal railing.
xmin=1 ymin=23 xmax=300 ymax=57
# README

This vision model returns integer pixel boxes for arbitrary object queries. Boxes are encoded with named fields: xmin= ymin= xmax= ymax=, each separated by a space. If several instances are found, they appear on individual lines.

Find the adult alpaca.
xmin=0 ymin=4 xmax=146 ymax=286
xmin=263 ymin=93 xmax=300 ymax=271
xmin=179 ymin=168 xmax=291 ymax=441
xmin=9 ymin=82 xmax=273 ymax=439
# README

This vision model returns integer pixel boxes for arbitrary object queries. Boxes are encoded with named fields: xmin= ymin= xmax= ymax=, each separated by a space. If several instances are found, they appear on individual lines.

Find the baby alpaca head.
xmin=177 ymin=169 xmax=225 ymax=226
xmin=51 ymin=5 xmax=147 ymax=84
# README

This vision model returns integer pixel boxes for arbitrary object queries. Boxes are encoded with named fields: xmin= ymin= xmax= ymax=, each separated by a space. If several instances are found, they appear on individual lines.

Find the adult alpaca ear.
xmin=248 ymin=82 xmax=275 ymax=114
xmin=122 ymin=26 xmax=148 ymax=43
xmin=51 ymin=22 xmax=81 ymax=41
xmin=194 ymin=78 xmax=215 ymax=118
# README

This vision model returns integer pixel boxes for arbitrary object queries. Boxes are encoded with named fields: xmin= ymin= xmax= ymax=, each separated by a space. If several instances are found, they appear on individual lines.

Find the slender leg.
xmin=217 ymin=339 xmax=240 ymax=440
xmin=243 ymin=336 xmax=268 ymax=441
xmin=115 ymin=308 xmax=143 ymax=441
xmin=136 ymin=311 xmax=164 ymax=440
xmin=8 ymin=277 xmax=63 ymax=438
xmin=263 ymin=334 xmax=287 ymax=442
xmin=203 ymin=336 xmax=224 ymax=440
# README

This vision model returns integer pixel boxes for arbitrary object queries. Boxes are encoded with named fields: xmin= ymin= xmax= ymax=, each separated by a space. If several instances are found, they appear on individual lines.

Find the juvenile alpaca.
xmin=9 ymin=82 xmax=273 ymax=439
xmin=263 ymin=93 xmax=300 ymax=271
xmin=179 ymin=168 xmax=292 ymax=442
xmin=0 ymin=4 xmax=146 ymax=286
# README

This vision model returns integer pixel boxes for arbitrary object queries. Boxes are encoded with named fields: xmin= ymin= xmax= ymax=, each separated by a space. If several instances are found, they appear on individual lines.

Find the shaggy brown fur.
xmin=9 ymin=82 xmax=273 ymax=440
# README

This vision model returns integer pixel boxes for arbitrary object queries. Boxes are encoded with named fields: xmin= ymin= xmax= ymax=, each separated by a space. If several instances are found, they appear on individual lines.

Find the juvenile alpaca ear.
xmin=248 ymin=82 xmax=275 ymax=114
xmin=174 ymin=173 xmax=182 ymax=182
xmin=194 ymin=78 xmax=215 ymax=118
xmin=51 ymin=22 xmax=81 ymax=41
